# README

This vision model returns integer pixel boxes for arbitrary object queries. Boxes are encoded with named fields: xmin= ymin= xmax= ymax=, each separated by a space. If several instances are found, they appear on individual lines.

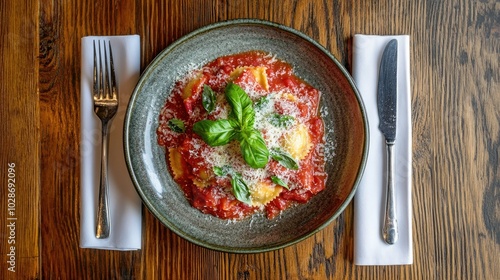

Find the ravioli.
xmin=168 ymin=148 xmax=186 ymax=179
xmin=281 ymin=123 xmax=312 ymax=160
xmin=230 ymin=66 xmax=269 ymax=91
xmin=181 ymin=73 xmax=205 ymax=100
xmin=192 ymin=168 xmax=212 ymax=189
xmin=250 ymin=181 xmax=283 ymax=207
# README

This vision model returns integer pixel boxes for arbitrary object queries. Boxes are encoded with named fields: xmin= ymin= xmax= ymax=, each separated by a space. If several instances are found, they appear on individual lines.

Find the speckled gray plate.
xmin=124 ymin=19 xmax=368 ymax=253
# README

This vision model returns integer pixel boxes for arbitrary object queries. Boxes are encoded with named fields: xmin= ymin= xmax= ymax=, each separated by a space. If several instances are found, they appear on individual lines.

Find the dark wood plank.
xmin=0 ymin=0 xmax=40 ymax=278
xmin=407 ymin=1 xmax=500 ymax=279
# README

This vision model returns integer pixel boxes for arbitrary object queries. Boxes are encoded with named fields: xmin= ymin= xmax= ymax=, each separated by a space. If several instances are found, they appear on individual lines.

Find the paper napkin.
xmin=352 ymin=35 xmax=413 ymax=265
xmin=80 ymin=35 xmax=142 ymax=250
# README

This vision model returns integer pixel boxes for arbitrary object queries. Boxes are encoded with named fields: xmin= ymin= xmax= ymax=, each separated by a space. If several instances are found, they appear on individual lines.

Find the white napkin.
xmin=352 ymin=35 xmax=413 ymax=265
xmin=80 ymin=35 xmax=142 ymax=250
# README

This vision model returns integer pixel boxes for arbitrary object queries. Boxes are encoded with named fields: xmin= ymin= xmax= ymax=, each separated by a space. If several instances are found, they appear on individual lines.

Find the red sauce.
xmin=157 ymin=51 xmax=326 ymax=220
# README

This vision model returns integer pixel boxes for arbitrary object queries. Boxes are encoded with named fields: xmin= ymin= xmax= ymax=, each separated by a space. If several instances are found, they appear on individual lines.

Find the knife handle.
xmin=383 ymin=142 xmax=398 ymax=244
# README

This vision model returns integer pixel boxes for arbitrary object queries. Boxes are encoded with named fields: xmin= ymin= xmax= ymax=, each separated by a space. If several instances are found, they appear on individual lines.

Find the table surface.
xmin=1 ymin=0 xmax=499 ymax=279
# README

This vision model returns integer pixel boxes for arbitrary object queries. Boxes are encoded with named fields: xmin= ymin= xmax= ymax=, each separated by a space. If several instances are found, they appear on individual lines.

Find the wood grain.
xmin=1 ymin=0 xmax=499 ymax=278
xmin=0 ymin=0 xmax=40 ymax=279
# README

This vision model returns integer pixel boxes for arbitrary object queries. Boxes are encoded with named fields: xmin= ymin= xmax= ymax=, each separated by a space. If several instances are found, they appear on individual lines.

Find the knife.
xmin=377 ymin=39 xmax=399 ymax=245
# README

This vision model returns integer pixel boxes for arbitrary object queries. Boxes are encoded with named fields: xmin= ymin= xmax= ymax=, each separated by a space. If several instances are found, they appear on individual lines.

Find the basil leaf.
xmin=215 ymin=167 xmax=252 ymax=205
xmin=193 ymin=119 xmax=236 ymax=146
xmin=231 ymin=174 xmax=252 ymax=205
xmin=225 ymin=83 xmax=255 ymax=129
xmin=213 ymin=165 xmax=233 ymax=177
xmin=254 ymin=95 xmax=270 ymax=111
xmin=239 ymin=129 xmax=269 ymax=169
xmin=168 ymin=119 xmax=185 ymax=133
xmin=271 ymin=176 xmax=290 ymax=190
xmin=202 ymin=85 xmax=216 ymax=113
xmin=270 ymin=148 xmax=299 ymax=170
xmin=268 ymin=113 xmax=295 ymax=128
xmin=213 ymin=166 xmax=223 ymax=176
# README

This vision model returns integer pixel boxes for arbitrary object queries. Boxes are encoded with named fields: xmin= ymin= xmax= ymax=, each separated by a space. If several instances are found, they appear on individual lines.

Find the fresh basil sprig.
xmin=271 ymin=175 xmax=290 ymax=190
xmin=270 ymin=148 xmax=299 ymax=170
xmin=193 ymin=83 xmax=269 ymax=169
xmin=168 ymin=119 xmax=185 ymax=133
xmin=213 ymin=166 xmax=252 ymax=205
xmin=202 ymin=85 xmax=216 ymax=113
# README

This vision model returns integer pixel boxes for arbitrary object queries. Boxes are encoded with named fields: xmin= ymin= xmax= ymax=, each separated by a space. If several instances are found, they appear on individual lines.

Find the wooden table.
xmin=1 ymin=0 xmax=499 ymax=279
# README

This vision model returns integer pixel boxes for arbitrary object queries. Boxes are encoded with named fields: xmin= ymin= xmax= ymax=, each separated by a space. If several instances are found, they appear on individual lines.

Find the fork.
xmin=93 ymin=40 xmax=118 ymax=239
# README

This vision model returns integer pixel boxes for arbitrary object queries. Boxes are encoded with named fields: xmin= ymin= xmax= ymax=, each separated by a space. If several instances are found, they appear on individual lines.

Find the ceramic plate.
xmin=124 ymin=19 xmax=368 ymax=253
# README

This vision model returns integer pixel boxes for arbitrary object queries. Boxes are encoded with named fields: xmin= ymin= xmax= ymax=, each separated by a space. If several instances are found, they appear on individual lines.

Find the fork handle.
xmin=96 ymin=120 xmax=111 ymax=239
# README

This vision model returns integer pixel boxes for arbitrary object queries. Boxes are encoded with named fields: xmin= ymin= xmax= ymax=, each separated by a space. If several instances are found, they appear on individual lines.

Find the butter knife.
xmin=377 ymin=39 xmax=398 ymax=245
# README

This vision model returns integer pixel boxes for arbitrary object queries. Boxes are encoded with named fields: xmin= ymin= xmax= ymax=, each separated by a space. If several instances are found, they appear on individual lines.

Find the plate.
xmin=124 ymin=19 xmax=368 ymax=253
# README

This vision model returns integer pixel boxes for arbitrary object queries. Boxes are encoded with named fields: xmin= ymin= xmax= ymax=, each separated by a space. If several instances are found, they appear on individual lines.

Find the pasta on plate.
xmin=157 ymin=51 xmax=327 ymax=220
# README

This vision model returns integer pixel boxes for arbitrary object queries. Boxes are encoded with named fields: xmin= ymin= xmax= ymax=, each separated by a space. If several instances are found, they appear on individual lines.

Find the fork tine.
xmin=108 ymin=41 xmax=118 ymax=100
xmin=98 ymin=40 xmax=104 ymax=100
xmin=103 ymin=40 xmax=110 ymax=99
xmin=93 ymin=40 xmax=98 ymax=98
xmin=93 ymin=40 xmax=118 ymax=102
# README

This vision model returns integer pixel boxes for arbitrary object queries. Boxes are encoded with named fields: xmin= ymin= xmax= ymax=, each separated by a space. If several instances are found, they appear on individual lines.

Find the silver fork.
xmin=93 ymin=40 xmax=118 ymax=239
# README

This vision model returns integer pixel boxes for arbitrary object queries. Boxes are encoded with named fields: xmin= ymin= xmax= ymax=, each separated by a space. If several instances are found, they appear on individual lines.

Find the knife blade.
xmin=377 ymin=39 xmax=399 ymax=245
